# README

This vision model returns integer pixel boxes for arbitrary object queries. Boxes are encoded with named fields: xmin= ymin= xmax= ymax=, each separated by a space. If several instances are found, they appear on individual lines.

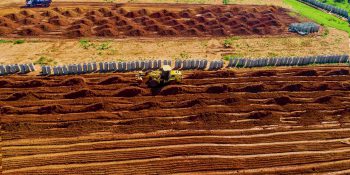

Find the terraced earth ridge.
xmin=0 ymin=3 xmax=298 ymax=38
xmin=1 ymin=66 xmax=350 ymax=174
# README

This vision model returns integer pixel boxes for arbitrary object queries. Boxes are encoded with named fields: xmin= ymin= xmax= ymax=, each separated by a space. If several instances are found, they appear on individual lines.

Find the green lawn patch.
xmin=283 ymin=0 xmax=350 ymax=35
xmin=321 ymin=0 xmax=350 ymax=13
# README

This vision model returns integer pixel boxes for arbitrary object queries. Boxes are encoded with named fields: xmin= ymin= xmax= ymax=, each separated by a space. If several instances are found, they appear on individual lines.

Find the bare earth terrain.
xmin=0 ymin=1 xmax=348 ymax=65
xmin=1 ymin=66 xmax=350 ymax=174
xmin=1 ymin=0 xmax=350 ymax=174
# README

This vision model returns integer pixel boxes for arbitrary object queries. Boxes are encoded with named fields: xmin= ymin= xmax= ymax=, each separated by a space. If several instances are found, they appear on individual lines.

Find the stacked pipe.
xmin=0 ymin=63 xmax=35 ymax=76
xmin=300 ymin=0 xmax=348 ymax=20
xmin=227 ymin=55 xmax=349 ymax=68
xmin=289 ymin=22 xmax=320 ymax=35
xmin=41 ymin=60 xmax=172 ymax=76
xmin=174 ymin=59 xmax=208 ymax=70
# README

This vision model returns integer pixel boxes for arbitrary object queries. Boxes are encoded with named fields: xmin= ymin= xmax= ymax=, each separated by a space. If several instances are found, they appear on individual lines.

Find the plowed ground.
xmin=1 ymin=66 xmax=350 ymax=174
xmin=0 ymin=3 xmax=298 ymax=38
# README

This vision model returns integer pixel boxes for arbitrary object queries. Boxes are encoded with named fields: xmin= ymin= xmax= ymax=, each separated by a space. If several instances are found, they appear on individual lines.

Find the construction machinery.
xmin=25 ymin=0 xmax=52 ymax=8
xmin=137 ymin=65 xmax=182 ymax=88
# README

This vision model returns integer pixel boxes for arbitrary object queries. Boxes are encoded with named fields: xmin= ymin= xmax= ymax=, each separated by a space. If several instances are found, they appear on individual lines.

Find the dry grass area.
xmin=0 ymin=28 xmax=348 ymax=65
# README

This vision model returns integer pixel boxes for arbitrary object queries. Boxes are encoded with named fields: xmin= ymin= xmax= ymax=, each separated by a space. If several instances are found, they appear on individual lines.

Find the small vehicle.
xmin=137 ymin=65 xmax=182 ymax=88
xmin=25 ymin=0 xmax=52 ymax=8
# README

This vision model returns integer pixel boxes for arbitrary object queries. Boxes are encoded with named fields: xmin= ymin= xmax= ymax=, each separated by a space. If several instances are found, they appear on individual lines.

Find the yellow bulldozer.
xmin=137 ymin=65 xmax=182 ymax=88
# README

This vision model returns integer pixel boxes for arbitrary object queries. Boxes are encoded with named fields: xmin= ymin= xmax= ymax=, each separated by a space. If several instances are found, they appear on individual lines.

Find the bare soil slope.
xmin=1 ymin=66 xmax=350 ymax=174
xmin=0 ymin=3 xmax=298 ymax=38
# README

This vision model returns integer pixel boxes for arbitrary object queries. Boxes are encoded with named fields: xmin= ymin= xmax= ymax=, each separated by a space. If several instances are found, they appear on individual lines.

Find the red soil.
xmin=0 ymin=3 xmax=298 ymax=38
xmin=1 ymin=66 xmax=350 ymax=174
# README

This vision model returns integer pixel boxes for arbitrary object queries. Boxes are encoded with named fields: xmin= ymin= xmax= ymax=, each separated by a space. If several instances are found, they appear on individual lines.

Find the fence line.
xmin=0 ymin=55 xmax=348 ymax=76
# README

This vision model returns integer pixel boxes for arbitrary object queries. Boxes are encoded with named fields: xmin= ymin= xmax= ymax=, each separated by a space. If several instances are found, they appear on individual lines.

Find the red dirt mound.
xmin=222 ymin=97 xmax=242 ymax=105
xmin=0 ymin=17 xmax=19 ymax=29
xmin=144 ymin=24 xmax=161 ymax=31
xmin=0 ymin=27 xmax=13 ymax=35
xmin=87 ymin=15 xmax=103 ymax=23
xmin=95 ymin=18 xmax=115 ymax=25
xmin=187 ymin=112 xmax=229 ymax=124
xmin=267 ymin=96 xmax=292 ymax=106
xmin=211 ymin=28 xmax=228 ymax=36
xmin=59 ymin=77 xmax=86 ymax=86
xmin=248 ymin=111 xmax=272 ymax=119
xmin=296 ymin=110 xmax=326 ymax=125
xmin=125 ymin=11 xmax=139 ymax=18
xmin=3 ymin=92 xmax=40 ymax=101
xmin=138 ymin=9 xmax=149 ymax=16
xmin=37 ymin=104 xmax=66 ymax=114
xmin=175 ymin=99 xmax=207 ymax=108
xmin=98 ymin=76 xmax=127 ymax=85
xmin=159 ymin=28 xmax=178 ymax=36
xmin=127 ymin=28 xmax=146 ymax=36
xmin=52 ymin=7 xmax=64 ymax=13
xmin=129 ymin=101 xmax=160 ymax=111
xmin=294 ymin=70 xmax=318 ymax=76
xmin=313 ymin=95 xmax=341 ymax=104
xmin=61 ymin=10 xmax=78 ymax=17
xmin=323 ymin=69 xmax=349 ymax=76
xmin=85 ymin=10 xmax=103 ymax=17
xmin=67 ymin=24 xmax=90 ymax=31
xmin=82 ymin=102 xmax=114 ymax=112
xmin=41 ymin=10 xmax=61 ymax=18
xmin=18 ymin=27 xmax=43 ymax=36
xmin=116 ymin=8 xmax=127 ymax=15
xmin=282 ymin=84 xmax=303 ymax=91
xmin=114 ymin=87 xmax=146 ymax=97
xmin=0 ymin=80 xmax=13 ymax=88
xmin=98 ymin=7 xmax=111 ymax=14
xmin=96 ymin=28 xmax=118 ymax=37
xmin=206 ymin=85 xmax=228 ymax=93
xmin=36 ymin=23 xmax=56 ymax=32
xmin=150 ymin=11 xmax=164 ymax=18
xmin=48 ymin=16 xmax=69 ymax=26
xmin=20 ymin=10 xmax=36 ymax=16
xmin=95 ymin=23 xmax=115 ymax=31
xmin=66 ymin=28 xmax=92 ymax=37
xmin=179 ymin=9 xmax=194 ymax=18
xmin=240 ymin=84 xmax=265 ymax=93
xmin=251 ymin=70 xmax=276 ymax=77
xmin=307 ymin=83 xmax=328 ymax=91
xmin=0 ymin=4 xmax=298 ymax=38
xmin=74 ymin=7 xmax=84 ymax=14
xmin=64 ymin=89 xmax=97 ymax=99
xmin=19 ymin=18 xmax=40 ymax=25
xmin=72 ymin=19 xmax=94 ymax=26
xmin=4 ymin=13 xmax=24 ymax=22
xmin=160 ymin=85 xmax=185 ymax=95
xmin=182 ymin=28 xmax=202 ymax=36
xmin=14 ymin=80 xmax=46 ymax=88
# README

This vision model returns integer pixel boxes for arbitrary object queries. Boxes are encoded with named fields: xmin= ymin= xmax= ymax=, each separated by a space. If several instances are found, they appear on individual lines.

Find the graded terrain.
xmin=1 ymin=66 xmax=350 ymax=174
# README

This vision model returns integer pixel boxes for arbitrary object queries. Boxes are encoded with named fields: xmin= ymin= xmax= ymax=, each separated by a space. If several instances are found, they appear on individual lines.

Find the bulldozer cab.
xmin=160 ymin=65 xmax=172 ymax=80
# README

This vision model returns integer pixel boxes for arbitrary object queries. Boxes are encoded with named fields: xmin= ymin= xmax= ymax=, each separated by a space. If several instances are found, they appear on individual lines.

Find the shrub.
xmin=13 ymin=40 xmax=25 ymax=45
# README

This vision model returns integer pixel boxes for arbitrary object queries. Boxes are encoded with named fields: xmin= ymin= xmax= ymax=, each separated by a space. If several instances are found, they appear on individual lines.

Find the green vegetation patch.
xmin=34 ymin=56 xmax=57 ymax=66
xmin=320 ymin=0 xmax=350 ymax=13
xmin=284 ymin=0 xmax=350 ymax=35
